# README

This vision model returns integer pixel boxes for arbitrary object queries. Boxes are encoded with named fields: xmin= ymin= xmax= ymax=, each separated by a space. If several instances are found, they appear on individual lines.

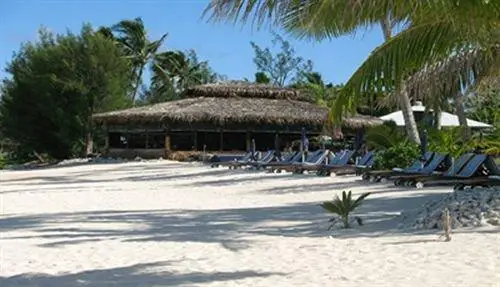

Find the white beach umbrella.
xmin=379 ymin=102 xmax=492 ymax=128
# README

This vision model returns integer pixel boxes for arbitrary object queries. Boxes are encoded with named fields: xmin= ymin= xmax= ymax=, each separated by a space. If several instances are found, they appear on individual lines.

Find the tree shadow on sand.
xmin=0 ymin=167 xmax=240 ymax=190
xmin=1 ymin=188 xmax=453 ymax=250
xmin=0 ymin=261 xmax=283 ymax=287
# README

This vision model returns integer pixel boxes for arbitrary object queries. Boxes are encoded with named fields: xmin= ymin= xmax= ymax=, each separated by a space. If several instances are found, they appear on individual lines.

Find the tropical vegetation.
xmin=320 ymin=190 xmax=371 ymax=229
xmin=204 ymin=0 xmax=500 ymax=145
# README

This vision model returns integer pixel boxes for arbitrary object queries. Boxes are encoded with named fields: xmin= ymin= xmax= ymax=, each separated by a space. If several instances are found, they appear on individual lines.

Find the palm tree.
xmin=152 ymin=49 xmax=221 ymax=99
xmin=204 ymin=0 xmax=499 ymax=143
xmin=291 ymin=72 xmax=339 ymax=107
xmin=112 ymin=17 xmax=168 ymax=103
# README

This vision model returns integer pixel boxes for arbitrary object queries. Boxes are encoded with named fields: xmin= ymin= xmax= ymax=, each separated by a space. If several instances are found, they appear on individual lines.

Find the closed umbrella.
xmin=420 ymin=129 xmax=428 ymax=168
xmin=353 ymin=129 xmax=365 ymax=164
xmin=251 ymin=139 xmax=256 ymax=161
xmin=301 ymin=127 xmax=308 ymax=162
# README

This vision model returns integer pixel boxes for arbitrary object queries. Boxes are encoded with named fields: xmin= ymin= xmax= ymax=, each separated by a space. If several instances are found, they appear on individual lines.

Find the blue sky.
xmin=0 ymin=0 xmax=385 ymax=84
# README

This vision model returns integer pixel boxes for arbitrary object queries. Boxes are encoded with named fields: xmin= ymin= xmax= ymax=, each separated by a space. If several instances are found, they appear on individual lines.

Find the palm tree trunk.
xmin=380 ymin=18 xmax=421 ymax=145
xmin=85 ymin=115 xmax=94 ymax=156
xmin=132 ymin=67 xmax=144 ymax=103
xmin=399 ymin=84 xmax=421 ymax=145
xmin=454 ymin=91 xmax=471 ymax=140
xmin=342 ymin=215 xmax=349 ymax=228
xmin=434 ymin=110 xmax=442 ymax=130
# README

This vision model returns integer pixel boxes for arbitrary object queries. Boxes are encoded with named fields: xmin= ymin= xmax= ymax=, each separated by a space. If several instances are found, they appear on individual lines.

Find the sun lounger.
xmin=210 ymin=152 xmax=253 ymax=168
xmin=262 ymin=151 xmax=302 ymax=171
xmin=354 ymin=152 xmax=376 ymax=175
xmin=313 ymin=150 xmax=357 ymax=176
xmin=389 ymin=153 xmax=474 ymax=186
xmin=362 ymin=152 xmax=435 ymax=182
xmin=223 ymin=151 xmax=261 ymax=169
xmin=388 ymin=153 xmax=451 ymax=184
xmin=278 ymin=150 xmax=329 ymax=173
xmin=248 ymin=150 xmax=278 ymax=169
xmin=321 ymin=151 xmax=376 ymax=176
xmin=410 ymin=154 xmax=499 ymax=188
xmin=292 ymin=150 xmax=333 ymax=174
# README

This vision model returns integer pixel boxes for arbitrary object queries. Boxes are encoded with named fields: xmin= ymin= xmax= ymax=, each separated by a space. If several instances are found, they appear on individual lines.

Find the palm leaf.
xmin=331 ymin=19 xmax=497 ymax=123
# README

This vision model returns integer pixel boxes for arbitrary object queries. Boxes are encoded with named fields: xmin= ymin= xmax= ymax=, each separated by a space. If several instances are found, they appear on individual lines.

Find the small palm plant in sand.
xmin=321 ymin=190 xmax=371 ymax=229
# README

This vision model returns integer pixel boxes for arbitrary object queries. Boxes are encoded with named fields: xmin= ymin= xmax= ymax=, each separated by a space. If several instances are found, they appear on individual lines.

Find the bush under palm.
xmin=320 ymin=190 xmax=371 ymax=229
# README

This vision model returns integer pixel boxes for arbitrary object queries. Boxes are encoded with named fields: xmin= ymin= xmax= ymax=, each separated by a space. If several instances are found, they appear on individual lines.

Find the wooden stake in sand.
xmin=441 ymin=208 xmax=452 ymax=242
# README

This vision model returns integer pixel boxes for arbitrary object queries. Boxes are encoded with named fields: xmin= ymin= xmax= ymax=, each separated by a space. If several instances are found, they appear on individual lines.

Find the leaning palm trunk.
xmin=131 ymin=67 xmax=144 ymax=103
xmin=398 ymin=84 xmax=421 ymax=144
xmin=85 ymin=115 xmax=94 ymax=156
xmin=434 ymin=110 xmax=442 ymax=130
xmin=454 ymin=90 xmax=471 ymax=141
xmin=381 ymin=18 xmax=421 ymax=144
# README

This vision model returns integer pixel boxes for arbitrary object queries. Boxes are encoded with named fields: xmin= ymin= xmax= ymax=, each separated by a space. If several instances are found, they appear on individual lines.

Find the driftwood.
xmin=440 ymin=208 xmax=452 ymax=242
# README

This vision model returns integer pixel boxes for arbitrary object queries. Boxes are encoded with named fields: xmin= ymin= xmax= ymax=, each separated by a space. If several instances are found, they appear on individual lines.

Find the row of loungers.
xmin=363 ymin=152 xmax=500 ymax=189
xmin=210 ymin=149 xmax=375 ymax=176
xmin=210 ymin=149 xmax=500 ymax=190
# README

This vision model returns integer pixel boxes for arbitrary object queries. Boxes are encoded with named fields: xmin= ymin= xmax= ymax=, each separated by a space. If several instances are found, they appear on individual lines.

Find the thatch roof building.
xmin=94 ymin=82 xmax=382 ymax=158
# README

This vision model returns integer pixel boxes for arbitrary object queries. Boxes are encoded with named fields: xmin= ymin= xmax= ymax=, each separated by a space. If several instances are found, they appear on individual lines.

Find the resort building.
xmin=93 ymin=82 xmax=383 ymax=158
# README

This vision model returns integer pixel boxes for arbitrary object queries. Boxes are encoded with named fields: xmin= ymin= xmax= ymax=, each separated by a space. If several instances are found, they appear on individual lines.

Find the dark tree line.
xmin=0 ymin=18 xmax=224 ymax=161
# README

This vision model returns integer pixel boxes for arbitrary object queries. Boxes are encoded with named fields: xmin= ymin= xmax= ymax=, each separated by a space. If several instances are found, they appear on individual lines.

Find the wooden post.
xmin=193 ymin=131 xmax=198 ymax=151
xmin=164 ymin=132 xmax=171 ymax=158
xmin=219 ymin=130 xmax=224 ymax=151
xmin=246 ymin=131 xmax=251 ymax=151
xmin=104 ymin=123 xmax=110 ymax=155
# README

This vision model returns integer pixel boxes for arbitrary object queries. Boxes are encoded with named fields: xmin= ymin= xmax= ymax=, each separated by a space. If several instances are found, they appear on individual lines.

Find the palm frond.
xmin=330 ymin=19 xmax=494 ymax=123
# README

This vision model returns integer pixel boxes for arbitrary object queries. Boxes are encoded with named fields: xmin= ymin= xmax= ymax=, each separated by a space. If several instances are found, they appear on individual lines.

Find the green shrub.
xmin=0 ymin=152 xmax=6 ymax=169
xmin=321 ymin=190 xmax=371 ymax=229
xmin=365 ymin=121 xmax=406 ymax=150
xmin=373 ymin=140 xmax=420 ymax=170
xmin=427 ymin=128 xmax=473 ymax=158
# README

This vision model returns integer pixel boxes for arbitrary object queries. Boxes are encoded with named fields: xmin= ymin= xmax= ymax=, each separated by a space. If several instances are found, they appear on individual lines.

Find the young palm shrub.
xmin=320 ymin=190 xmax=371 ymax=229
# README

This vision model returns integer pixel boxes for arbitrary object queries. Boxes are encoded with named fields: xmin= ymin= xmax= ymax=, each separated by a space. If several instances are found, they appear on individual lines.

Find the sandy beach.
xmin=1 ymin=160 xmax=499 ymax=286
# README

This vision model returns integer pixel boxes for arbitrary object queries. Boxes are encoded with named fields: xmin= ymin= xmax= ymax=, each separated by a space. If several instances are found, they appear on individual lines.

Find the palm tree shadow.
xmin=0 ymin=261 xmax=284 ymax=287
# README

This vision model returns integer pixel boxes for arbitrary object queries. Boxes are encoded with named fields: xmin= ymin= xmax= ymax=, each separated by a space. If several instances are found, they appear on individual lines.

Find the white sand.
xmin=1 ymin=160 xmax=499 ymax=287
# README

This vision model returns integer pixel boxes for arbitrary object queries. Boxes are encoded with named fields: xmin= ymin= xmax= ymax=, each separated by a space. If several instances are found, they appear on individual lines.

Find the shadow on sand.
xmin=1 ymin=189 xmax=452 ymax=250
xmin=0 ymin=261 xmax=283 ymax=287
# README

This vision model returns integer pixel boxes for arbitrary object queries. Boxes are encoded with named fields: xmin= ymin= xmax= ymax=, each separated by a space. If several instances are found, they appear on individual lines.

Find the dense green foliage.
xmin=0 ymin=26 xmax=131 ymax=160
xmin=0 ymin=13 xmax=497 ymax=164
xmin=372 ymin=141 xmax=421 ymax=171
xmin=321 ymin=190 xmax=371 ymax=229
xmin=0 ymin=152 xmax=7 ymax=169
xmin=143 ymin=49 xmax=225 ymax=104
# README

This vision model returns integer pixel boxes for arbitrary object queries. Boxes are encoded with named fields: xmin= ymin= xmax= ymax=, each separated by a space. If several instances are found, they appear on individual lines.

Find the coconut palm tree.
xmin=112 ymin=17 xmax=168 ymax=103
xmin=204 ymin=0 xmax=500 ymax=143
xmin=152 ymin=49 xmax=221 ymax=98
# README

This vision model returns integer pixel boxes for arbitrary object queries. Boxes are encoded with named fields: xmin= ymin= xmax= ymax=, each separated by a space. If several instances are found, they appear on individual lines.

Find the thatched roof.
xmin=94 ymin=83 xmax=383 ymax=129
xmin=184 ymin=81 xmax=311 ymax=102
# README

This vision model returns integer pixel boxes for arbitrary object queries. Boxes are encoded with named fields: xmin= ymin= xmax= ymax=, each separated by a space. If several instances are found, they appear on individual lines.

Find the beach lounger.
xmin=388 ymin=153 xmax=451 ymax=185
xmin=389 ymin=153 xmax=474 ymax=186
xmin=354 ymin=152 xmax=376 ymax=175
xmin=227 ymin=151 xmax=265 ymax=169
xmin=292 ymin=150 xmax=333 ymax=174
xmin=449 ymin=156 xmax=500 ymax=190
xmin=262 ymin=151 xmax=302 ymax=171
xmin=248 ymin=150 xmax=278 ymax=169
xmin=278 ymin=150 xmax=329 ymax=173
xmin=362 ymin=152 xmax=435 ymax=182
xmin=410 ymin=154 xmax=499 ymax=188
xmin=316 ymin=150 xmax=372 ymax=176
xmin=297 ymin=150 xmax=343 ymax=173
xmin=210 ymin=152 xmax=253 ymax=168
